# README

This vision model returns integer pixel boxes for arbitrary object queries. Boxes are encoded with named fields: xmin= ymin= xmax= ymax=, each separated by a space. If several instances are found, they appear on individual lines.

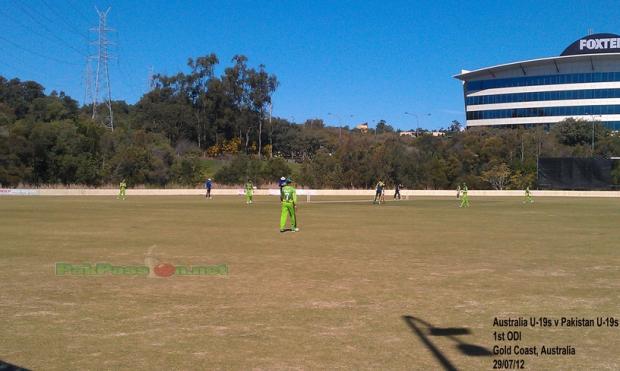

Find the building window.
xmin=466 ymin=88 xmax=620 ymax=105
xmin=467 ymin=105 xmax=620 ymax=120
xmin=465 ymin=72 xmax=620 ymax=92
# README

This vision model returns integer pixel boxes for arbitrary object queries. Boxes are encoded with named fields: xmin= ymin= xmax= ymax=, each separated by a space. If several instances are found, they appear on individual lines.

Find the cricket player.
xmin=245 ymin=179 xmax=254 ymax=204
xmin=205 ymin=178 xmax=212 ymax=199
xmin=459 ymin=183 xmax=470 ymax=208
xmin=374 ymin=180 xmax=385 ymax=204
xmin=394 ymin=183 xmax=401 ymax=200
xmin=456 ymin=184 xmax=461 ymax=199
xmin=278 ymin=176 xmax=286 ymax=198
xmin=118 ymin=179 xmax=127 ymax=200
xmin=524 ymin=186 xmax=534 ymax=204
xmin=280 ymin=178 xmax=299 ymax=232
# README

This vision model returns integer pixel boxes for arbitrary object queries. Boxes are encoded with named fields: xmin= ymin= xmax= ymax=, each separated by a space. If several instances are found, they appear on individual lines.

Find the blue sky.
xmin=1 ymin=0 xmax=620 ymax=130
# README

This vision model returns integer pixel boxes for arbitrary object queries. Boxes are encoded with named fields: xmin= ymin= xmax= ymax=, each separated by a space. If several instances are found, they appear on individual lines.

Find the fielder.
xmin=524 ymin=186 xmax=534 ymax=204
xmin=118 ymin=179 xmax=127 ymax=200
xmin=394 ymin=183 xmax=402 ymax=200
xmin=205 ymin=178 xmax=212 ymax=199
xmin=459 ymin=183 xmax=470 ymax=208
xmin=280 ymin=178 xmax=299 ymax=232
xmin=245 ymin=179 xmax=254 ymax=204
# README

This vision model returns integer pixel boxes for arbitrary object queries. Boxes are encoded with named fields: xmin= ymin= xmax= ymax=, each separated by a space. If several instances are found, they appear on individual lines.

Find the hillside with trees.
xmin=1 ymin=54 xmax=620 ymax=189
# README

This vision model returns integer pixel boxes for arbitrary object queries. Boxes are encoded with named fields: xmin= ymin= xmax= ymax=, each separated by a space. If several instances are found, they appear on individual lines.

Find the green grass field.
xmin=1 ymin=195 xmax=619 ymax=370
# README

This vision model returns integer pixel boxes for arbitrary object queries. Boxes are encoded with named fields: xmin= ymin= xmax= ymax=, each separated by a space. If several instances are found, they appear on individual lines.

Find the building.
xmin=399 ymin=130 xmax=416 ymax=137
xmin=455 ymin=33 xmax=620 ymax=131
xmin=355 ymin=123 xmax=369 ymax=133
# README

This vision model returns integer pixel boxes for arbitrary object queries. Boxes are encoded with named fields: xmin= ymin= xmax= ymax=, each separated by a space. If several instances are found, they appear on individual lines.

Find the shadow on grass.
xmin=402 ymin=315 xmax=492 ymax=371
xmin=0 ymin=360 xmax=31 ymax=371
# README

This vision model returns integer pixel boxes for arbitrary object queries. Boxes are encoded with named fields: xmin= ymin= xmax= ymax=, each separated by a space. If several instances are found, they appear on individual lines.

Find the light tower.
xmin=91 ymin=7 xmax=114 ymax=130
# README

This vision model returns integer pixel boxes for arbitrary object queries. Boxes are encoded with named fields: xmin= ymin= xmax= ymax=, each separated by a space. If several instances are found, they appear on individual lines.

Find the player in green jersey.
xmin=459 ymin=183 xmax=470 ymax=208
xmin=245 ymin=180 xmax=254 ymax=204
xmin=118 ymin=179 xmax=127 ymax=200
xmin=524 ymin=186 xmax=534 ymax=204
xmin=280 ymin=178 xmax=298 ymax=232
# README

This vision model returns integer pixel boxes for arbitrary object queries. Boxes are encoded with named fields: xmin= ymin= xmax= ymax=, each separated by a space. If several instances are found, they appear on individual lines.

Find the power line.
xmin=65 ymin=0 xmax=94 ymax=29
xmin=0 ymin=35 xmax=81 ymax=65
xmin=116 ymin=56 xmax=143 ymax=98
xmin=14 ymin=1 xmax=88 ymax=57
xmin=0 ymin=52 xmax=75 ymax=90
xmin=113 ymin=31 xmax=146 ymax=98
xmin=0 ymin=58 xmax=33 ymax=78
xmin=39 ymin=0 xmax=91 ymax=43
xmin=83 ymin=60 xmax=93 ymax=106
xmin=0 ymin=7 xmax=87 ymax=58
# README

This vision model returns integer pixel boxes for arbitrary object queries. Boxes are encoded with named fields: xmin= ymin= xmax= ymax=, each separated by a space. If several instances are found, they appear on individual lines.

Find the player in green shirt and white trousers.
xmin=459 ymin=183 xmax=470 ymax=208
xmin=524 ymin=186 xmax=534 ymax=204
xmin=280 ymin=179 xmax=299 ymax=232
xmin=118 ymin=179 xmax=127 ymax=200
xmin=245 ymin=180 xmax=254 ymax=204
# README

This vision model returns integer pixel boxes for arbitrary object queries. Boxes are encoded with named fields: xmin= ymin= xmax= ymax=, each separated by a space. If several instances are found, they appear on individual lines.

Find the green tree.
xmin=481 ymin=162 xmax=512 ymax=190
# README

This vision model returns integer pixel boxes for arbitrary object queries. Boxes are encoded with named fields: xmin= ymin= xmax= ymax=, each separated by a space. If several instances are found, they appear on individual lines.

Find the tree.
xmin=448 ymin=120 xmax=462 ymax=132
xmin=299 ymin=149 xmax=342 ymax=188
xmin=247 ymin=64 xmax=278 ymax=158
xmin=214 ymin=155 xmax=265 ymax=185
xmin=187 ymin=54 xmax=219 ymax=149
xmin=375 ymin=120 xmax=394 ymax=134
xmin=553 ymin=118 xmax=609 ymax=147
xmin=481 ymin=162 xmax=511 ymax=190
xmin=510 ymin=170 xmax=535 ymax=189
xmin=171 ymin=154 xmax=206 ymax=186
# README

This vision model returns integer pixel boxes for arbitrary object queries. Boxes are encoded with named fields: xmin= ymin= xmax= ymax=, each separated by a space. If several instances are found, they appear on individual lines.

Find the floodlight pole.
xmin=347 ymin=114 xmax=354 ymax=139
xmin=404 ymin=112 xmax=419 ymax=128
xmin=591 ymin=115 xmax=595 ymax=155
xmin=404 ymin=112 xmax=431 ymax=135
xmin=268 ymin=102 xmax=273 ymax=158
xmin=328 ymin=112 xmax=342 ymax=140
xmin=589 ymin=114 xmax=601 ymax=156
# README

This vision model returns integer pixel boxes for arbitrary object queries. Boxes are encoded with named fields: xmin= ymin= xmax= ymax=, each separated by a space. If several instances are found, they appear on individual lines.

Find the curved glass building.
xmin=455 ymin=33 xmax=620 ymax=130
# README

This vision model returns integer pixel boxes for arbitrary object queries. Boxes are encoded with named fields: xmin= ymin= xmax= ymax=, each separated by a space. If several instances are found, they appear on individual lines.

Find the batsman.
xmin=280 ymin=178 xmax=299 ymax=232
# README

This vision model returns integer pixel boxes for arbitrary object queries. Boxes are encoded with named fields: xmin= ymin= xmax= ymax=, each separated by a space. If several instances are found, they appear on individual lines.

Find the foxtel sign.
xmin=579 ymin=38 xmax=620 ymax=51
xmin=561 ymin=33 xmax=620 ymax=56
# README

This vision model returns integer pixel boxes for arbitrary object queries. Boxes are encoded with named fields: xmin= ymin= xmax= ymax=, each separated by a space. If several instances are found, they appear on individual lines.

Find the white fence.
xmin=1 ymin=188 xmax=619 ymax=198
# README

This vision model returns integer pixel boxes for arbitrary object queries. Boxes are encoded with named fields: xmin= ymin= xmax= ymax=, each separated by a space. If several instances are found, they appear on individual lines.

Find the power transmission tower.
xmin=90 ymin=7 xmax=114 ymax=130
xmin=147 ymin=65 xmax=155 ymax=92
xmin=83 ymin=59 xmax=93 ymax=108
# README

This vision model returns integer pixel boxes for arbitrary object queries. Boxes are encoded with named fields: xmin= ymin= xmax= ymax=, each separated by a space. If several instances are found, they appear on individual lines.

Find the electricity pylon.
xmin=90 ymin=7 xmax=114 ymax=130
